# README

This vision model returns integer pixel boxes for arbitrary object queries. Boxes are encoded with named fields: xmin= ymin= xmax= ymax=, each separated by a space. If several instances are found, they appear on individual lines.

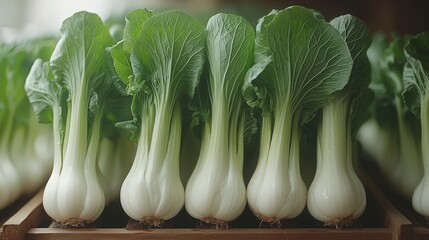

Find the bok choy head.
xmin=113 ymin=9 xmax=206 ymax=225
xmin=244 ymin=6 xmax=353 ymax=222
xmin=185 ymin=13 xmax=256 ymax=226
xmin=403 ymin=32 xmax=429 ymax=218
xmin=25 ymin=11 xmax=117 ymax=225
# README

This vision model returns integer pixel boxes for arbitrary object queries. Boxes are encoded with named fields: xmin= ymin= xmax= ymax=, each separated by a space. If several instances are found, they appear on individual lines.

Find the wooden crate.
xmin=0 ymin=170 xmax=412 ymax=240
xmin=361 ymin=157 xmax=429 ymax=240
xmin=0 ymin=195 xmax=35 ymax=240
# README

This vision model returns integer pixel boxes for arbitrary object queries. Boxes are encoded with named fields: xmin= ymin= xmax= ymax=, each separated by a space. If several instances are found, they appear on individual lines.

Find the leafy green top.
xmin=243 ymin=6 xmax=353 ymax=125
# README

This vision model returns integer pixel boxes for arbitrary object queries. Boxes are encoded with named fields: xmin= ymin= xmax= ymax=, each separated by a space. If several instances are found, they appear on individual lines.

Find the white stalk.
xmin=247 ymin=106 xmax=306 ymax=222
xmin=121 ymin=102 xmax=184 ymax=224
xmin=412 ymin=88 xmax=429 ymax=217
xmin=308 ymin=99 xmax=366 ymax=226
xmin=283 ymin=126 xmax=307 ymax=218
xmin=80 ymin=110 xmax=105 ymax=222
xmin=55 ymin=87 xmax=88 ymax=223
xmin=185 ymin=103 xmax=246 ymax=224
xmin=43 ymin=103 xmax=64 ymax=221
xmin=98 ymin=137 xmax=116 ymax=204
xmin=390 ymin=96 xmax=423 ymax=199
xmin=44 ymin=78 xmax=105 ymax=224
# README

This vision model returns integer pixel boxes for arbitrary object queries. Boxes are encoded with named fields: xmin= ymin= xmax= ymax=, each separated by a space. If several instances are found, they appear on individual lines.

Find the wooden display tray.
xmin=0 ymin=195 xmax=34 ymax=240
xmin=361 ymin=160 xmax=429 ymax=240
xmin=0 ymin=170 xmax=412 ymax=240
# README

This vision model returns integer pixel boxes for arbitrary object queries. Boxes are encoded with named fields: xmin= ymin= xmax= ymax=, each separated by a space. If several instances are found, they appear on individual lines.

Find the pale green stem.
xmin=62 ymin=84 xmax=88 ymax=170
xmin=319 ymin=98 xmax=349 ymax=172
xmin=146 ymin=98 xmax=173 ymax=180
xmin=268 ymin=106 xmax=292 ymax=174
xmin=229 ymin=103 xmax=243 ymax=172
xmin=51 ymin=104 xmax=63 ymax=175
xmin=422 ymin=89 xmax=429 ymax=172
xmin=85 ymin=109 xmax=103 ymax=182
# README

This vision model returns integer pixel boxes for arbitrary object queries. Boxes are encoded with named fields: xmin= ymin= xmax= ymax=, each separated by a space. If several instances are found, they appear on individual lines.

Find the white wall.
xmin=0 ymin=0 xmax=219 ymax=42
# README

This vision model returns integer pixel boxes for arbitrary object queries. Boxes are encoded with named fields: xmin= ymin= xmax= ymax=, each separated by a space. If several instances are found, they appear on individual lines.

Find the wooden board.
xmin=26 ymin=228 xmax=391 ymax=240
xmin=0 ymin=194 xmax=34 ymax=240
xmin=2 ymin=191 xmax=49 ymax=240
xmin=360 ymin=157 xmax=429 ymax=240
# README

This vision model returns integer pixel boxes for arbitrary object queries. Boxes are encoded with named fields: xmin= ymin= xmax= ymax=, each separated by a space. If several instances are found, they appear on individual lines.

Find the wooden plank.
xmin=2 ymin=190 xmax=47 ymax=240
xmin=26 ymin=228 xmax=391 ymax=240
xmin=1 ymin=194 xmax=35 ymax=240
xmin=412 ymin=227 xmax=429 ymax=240
xmin=358 ymin=169 xmax=413 ymax=240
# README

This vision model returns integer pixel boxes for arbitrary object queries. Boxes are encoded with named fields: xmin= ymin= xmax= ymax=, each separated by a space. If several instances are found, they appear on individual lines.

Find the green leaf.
xmin=115 ymin=120 xmax=139 ymax=141
xmin=330 ymin=14 xmax=372 ymax=101
xmin=50 ymin=11 xmax=114 ymax=98
xmin=112 ymin=9 xmax=156 ymax=86
xmin=403 ymin=62 xmax=422 ymax=117
xmin=130 ymin=10 xmax=206 ymax=124
xmin=25 ymin=59 xmax=58 ymax=123
xmin=242 ymin=55 xmax=272 ymax=109
xmin=123 ymin=9 xmax=156 ymax=53
xmin=190 ymin=61 xmax=211 ymax=123
xmin=244 ymin=6 xmax=353 ymax=124
xmin=205 ymin=13 xmax=255 ymax=114
xmin=403 ymin=32 xmax=429 ymax=118
xmin=111 ymin=41 xmax=133 ymax=86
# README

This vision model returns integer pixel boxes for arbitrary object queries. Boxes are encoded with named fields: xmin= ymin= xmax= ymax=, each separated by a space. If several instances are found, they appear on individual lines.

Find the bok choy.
xmin=25 ymin=11 xmax=117 ymax=226
xmin=185 ymin=13 xmax=255 ymax=227
xmin=112 ymin=9 xmax=206 ymax=226
xmin=307 ymin=15 xmax=371 ymax=227
xmin=403 ymin=32 xmax=429 ymax=218
xmin=243 ymin=6 xmax=352 ymax=223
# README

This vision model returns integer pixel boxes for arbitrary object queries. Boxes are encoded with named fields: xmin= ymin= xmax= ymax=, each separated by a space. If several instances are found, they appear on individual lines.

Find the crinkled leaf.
xmin=190 ymin=61 xmax=211 ymax=123
xmin=115 ymin=120 xmax=139 ymax=141
xmin=123 ymin=9 xmax=156 ymax=53
xmin=242 ymin=55 xmax=272 ymax=110
xmin=129 ymin=10 xmax=205 ymax=131
xmin=244 ymin=6 xmax=353 ymax=125
xmin=111 ymin=41 xmax=133 ymax=86
xmin=403 ymin=62 xmax=422 ymax=117
xmin=403 ymin=32 xmax=429 ymax=118
xmin=330 ymin=14 xmax=372 ymax=100
xmin=112 ymin=9 xmax=156 ymax=86
xmin=243 ymin=106 xmax=258 ymax=145
xmin=50 ymin=11 xmax=114 ymax=99
xmin=25 ymin=59 xmax=65 ymax=123
xmin=206 ymin=13 xmax=255 ymax=114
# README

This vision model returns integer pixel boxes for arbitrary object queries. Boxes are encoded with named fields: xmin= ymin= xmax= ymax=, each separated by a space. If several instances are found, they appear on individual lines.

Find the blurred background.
xmin=0 ymin=0 xmax=428 ymax=42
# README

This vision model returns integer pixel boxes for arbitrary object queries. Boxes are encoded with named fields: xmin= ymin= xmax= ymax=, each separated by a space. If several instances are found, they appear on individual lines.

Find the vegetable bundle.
xmin=2 ymin=4 xmax=424 ymax=229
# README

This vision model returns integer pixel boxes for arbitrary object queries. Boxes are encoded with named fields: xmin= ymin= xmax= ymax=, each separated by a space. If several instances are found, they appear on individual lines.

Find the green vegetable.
xmin=115 ymin=9 xmax=206 ymax=225
xmin=25 ymin=11 xmax=116 ymax=225
xmin=185 ymin=13 xmax=255 ymax=227
xmin=403 ymin=32 xmax=429 ymax=218
xmin=244 ymin=6 xmax=352 ymax=222
xmin=308 ymin=14 xmax=371 ymax=227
